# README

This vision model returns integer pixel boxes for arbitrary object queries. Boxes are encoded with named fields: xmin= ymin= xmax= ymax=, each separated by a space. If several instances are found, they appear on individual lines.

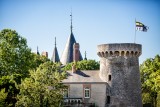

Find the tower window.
xmin=108 ymin=75 xmax=111 ymax=81
xmin=84 ymin=87 xmax=90 ymax=98
xmin=107 ymin=96 xmax=110 ymax=104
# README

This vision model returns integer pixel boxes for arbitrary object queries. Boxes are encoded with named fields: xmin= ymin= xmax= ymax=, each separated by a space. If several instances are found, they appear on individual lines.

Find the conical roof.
xmin=51 ymin=37 xmax=60 ymax=62
xmin=36 ymin=46 xmax=40 ymax=55
xmin=60 ymin=32 xmax=83 ymax=65
xmin=60 ymin=13 xmax=83 ymax=65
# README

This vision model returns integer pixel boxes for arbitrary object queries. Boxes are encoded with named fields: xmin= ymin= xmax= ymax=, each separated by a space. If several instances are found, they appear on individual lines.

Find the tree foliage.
xmin=31 ymin=53 xmax=50 ymax=70
xmin=140 ymin=54 xmax=160 ymax=107
xmin=0 ymin=74 xmax=21 ymax=106
xmin=16 ymin=62 xmax=66 ymax=107
xmin=62 ymin=60 xmax=100 ymax=71
xmin=0 ymin=29 xmax=50 ymax=106
xmin=0 ymin=29 xmax=33 ymax=78
xmin=0 ymin=88 xmax=8 ymax=107
xmin=0 ymin=29 xmax=34 ymax=106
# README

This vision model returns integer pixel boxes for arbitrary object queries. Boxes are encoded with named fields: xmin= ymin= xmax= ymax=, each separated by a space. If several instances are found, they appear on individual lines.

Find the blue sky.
xmin=0 ymin=0 xmax=160 ymax=64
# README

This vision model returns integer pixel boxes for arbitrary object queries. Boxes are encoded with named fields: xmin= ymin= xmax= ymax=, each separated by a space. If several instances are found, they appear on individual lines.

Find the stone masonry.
xmin=97 ymin=43 xmax=142 ymax=107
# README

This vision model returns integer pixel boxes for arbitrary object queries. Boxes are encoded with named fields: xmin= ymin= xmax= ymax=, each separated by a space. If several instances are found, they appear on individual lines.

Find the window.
xmin=108 ymin=75 xmax=111 ymax=81
xmin=84 ymin=87 xmax=90 ymax=98
xmin=107 ymin=96 xmax=110 ymax=104
xmin=63 ymin=88 xmax=69 ymax=98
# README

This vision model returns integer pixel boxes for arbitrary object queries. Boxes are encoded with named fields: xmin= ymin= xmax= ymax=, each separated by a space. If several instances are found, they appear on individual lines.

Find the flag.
xmin=136 ymin=21 xmax=149 ymax=32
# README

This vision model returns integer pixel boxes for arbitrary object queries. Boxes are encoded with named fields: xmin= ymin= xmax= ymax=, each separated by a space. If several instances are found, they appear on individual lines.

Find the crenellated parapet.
xmin=97 ymin=43 xmax=143 ymax=107
xmin=97 ymin=43 xmax=142 ymax=58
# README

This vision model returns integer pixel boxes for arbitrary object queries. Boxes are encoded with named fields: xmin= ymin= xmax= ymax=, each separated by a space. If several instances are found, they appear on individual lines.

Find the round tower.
xmin=97 ymin=43 xmax=142 ymax=107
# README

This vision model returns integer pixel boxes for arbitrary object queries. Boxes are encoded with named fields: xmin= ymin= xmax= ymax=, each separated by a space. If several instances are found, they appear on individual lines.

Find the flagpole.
xmin=134 ymin=18 xmax=136 ymax=43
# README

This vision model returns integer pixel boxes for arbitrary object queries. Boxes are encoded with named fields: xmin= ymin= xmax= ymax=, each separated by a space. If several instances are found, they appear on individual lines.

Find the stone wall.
xmin=97 ymin=43 xmax=142 ymax=107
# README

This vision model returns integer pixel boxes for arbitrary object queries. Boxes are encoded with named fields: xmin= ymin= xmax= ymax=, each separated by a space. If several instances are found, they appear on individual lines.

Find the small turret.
xmin=84 ymin=51 xmax=87 ymax=60
xmin=37 ymin=46 xmax=40 ymax=55
xmin=51 ymin=37 xmax=60 ymax=62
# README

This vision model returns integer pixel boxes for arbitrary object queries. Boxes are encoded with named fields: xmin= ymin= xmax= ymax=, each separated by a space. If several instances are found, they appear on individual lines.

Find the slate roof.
xmin=60 ymin=32 xmax=83 ymax=65
xmin=62 ymin=70 xmax=106 ymax=83
xmin=51 ymin=46 xmax=60 ymax=62
xmin=51 ymin=37 xmax=60 ymax=62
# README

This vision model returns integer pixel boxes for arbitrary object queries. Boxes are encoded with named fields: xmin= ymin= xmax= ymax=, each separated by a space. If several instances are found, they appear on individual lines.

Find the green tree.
xmin=16 ymin=62 xmax=66 ymax=107
xmin=31 ymin=53 xmax=50 ymax=69
xmin=0 ymin=29 xmax=50 ymax=106
xmin=0 ymin=29 xmax=33 ymax=78
xmin=62 ymin=60 xmax=100 ymax=71
xmin=0 ymin=88 xmax=8 ymax=107
xmin=140 ymin=55 xmax=160 ymax=107
xmin=0 ymin=29 xmax=34 ymax=106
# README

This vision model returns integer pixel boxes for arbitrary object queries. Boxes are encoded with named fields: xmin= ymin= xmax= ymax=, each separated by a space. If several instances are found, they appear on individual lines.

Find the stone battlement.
xmin=97 ymin=43 xmax=142 ymax=57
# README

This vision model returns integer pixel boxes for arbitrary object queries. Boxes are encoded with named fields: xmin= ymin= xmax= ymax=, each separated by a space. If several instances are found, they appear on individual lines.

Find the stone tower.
xmin=97 ymin=43 xmax=142 ymax=107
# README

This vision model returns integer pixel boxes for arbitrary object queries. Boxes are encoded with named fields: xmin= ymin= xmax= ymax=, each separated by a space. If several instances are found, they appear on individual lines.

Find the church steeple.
xmin=51 ymin=37 xmax=60 ymax=63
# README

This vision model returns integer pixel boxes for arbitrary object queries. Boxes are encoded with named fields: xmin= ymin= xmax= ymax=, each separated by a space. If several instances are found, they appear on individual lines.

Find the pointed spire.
xmin=37 ymin=46 xmax=40 ymax=55
xmin=70 ymin=8 xmax=73 ymax=33
xmin=55 ymin=37 xmax=56 ymax=47
xmin=51 ymin=37 xmax=60 ymax=63
xmin=84 ymin=51 xmax=87 ymax=60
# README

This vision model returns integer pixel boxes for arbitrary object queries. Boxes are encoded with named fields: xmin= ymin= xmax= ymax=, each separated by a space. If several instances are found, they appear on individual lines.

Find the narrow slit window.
xmin=108 ymin=75 xmax=111 ymax=81
xmin=107 ymin=96 xmax=110 ymax=104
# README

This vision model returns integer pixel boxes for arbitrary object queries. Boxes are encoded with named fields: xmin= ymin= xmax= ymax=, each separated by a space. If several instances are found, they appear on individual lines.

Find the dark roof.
xmin=51 ymin=37 xmax=60 ymax=62
xmin=60 ymin=32 xmax=83 ymax=65
xmin=62 ymin=70 xmax=106 ymax=83
xmin=51 ymin=46 xmax=60 ymax=62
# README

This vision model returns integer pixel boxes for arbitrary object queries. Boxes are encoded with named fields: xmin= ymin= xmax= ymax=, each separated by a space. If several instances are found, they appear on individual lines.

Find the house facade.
xmin=63 ymin=70 xmax=108 ymax=107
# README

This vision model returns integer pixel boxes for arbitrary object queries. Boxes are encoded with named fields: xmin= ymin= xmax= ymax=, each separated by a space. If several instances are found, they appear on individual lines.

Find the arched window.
xmin=121 ymin=51 xmax=124 ymax=56
xmin=84 ymin=87 xmax=90 ymax=98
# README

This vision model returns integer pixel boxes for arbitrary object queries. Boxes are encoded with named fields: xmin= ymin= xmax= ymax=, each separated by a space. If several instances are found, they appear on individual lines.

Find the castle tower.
xmin=97 ymin=43 xmax=142 ymax=107
xmin=60 ymin=13 xmax=83 ymax=65
xmin=51 ymin=37 xmax=60 ymax=62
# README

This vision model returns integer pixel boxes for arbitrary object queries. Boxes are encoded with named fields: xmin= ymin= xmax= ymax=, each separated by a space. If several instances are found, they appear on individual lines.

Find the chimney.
xmin=73 ymin=43 xmax=80 ymax=62
xmin=41 ymin=51 xmax=48 ymax=58
xmin=72 ymin=63 xmax=76 ymax=73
